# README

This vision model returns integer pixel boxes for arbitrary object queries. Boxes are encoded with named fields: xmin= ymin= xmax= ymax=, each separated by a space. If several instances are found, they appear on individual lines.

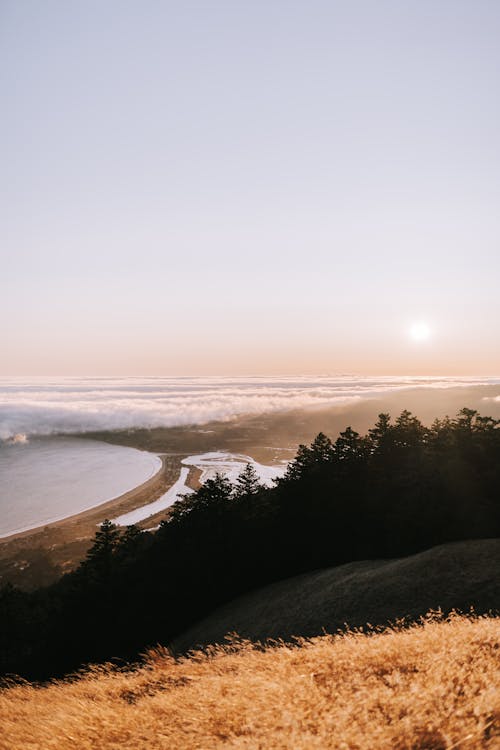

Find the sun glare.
xmin=409 ymin=322 xmax=431 ymax=342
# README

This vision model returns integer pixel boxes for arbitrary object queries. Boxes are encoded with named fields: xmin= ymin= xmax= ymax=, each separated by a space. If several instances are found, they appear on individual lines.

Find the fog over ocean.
xmin=1 ymin=375 xmax=498 ymax=442
xmin=1 ymin=376 xmax=499 ymax=538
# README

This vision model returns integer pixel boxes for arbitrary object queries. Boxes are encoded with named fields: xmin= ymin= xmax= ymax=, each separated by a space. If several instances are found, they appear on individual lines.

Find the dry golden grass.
xmin=1 ymin=614 xmax=499 ymax=749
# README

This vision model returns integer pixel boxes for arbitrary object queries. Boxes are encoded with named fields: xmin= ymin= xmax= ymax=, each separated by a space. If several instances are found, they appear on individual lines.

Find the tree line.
xmin=1 ymin=408 xmax=499 ymax=680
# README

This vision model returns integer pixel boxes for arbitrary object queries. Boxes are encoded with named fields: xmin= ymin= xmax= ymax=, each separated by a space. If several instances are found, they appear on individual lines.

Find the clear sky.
xmin=1 ymin=1 xmax=499 ymax=375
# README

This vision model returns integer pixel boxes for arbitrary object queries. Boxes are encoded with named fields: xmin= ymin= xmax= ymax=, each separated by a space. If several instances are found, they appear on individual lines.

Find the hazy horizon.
xmin=2 ymin=1 xmax=499 ymax=375
xmin=1 ymin=374 xmax=500 ymax=441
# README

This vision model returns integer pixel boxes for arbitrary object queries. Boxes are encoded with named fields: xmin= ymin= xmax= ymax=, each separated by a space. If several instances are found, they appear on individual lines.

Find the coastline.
xmin=0 ymin=451 xmax=165 ymax=541
xmin=0 ymin=453 xmax=194 ymax=589
xmin=0 ymin=454 xmax=176 ymax=544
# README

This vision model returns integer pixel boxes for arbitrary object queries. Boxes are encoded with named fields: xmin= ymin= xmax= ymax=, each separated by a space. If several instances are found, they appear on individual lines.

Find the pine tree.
xmin=169 ymin=473 xmax=233 ymax=522
xmin=84 ymin=519 xmax=120 ymax=581
xmin=310 ymin=432 xmax=335 ymax=463
xmin=234 ymin=463 xmax=262 ymax=498
xmin=368 ymin=413 xmax=392 ymax=450
xmin=281 ymin=443 xmax=313 ymax=482
xmin=335 ymin=426 xmax=364 ymax=461
xmin=115 ymin=524 xmax=145 ymax=563
xmin=393 ymin=410 xmax=425 ymax=450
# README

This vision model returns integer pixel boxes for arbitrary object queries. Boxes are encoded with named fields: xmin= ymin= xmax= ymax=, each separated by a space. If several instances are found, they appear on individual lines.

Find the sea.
xmin=0 ymin=437 xmax=161 ymax=538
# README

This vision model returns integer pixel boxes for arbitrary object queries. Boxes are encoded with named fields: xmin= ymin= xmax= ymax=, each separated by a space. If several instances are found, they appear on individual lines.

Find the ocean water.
xmin=0 ymin=437 xmax=161 ymax=538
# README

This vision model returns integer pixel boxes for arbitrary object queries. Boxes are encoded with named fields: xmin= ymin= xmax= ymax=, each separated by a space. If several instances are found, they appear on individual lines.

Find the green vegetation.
xmin=0 ymin=408 xmax=499 ymax=680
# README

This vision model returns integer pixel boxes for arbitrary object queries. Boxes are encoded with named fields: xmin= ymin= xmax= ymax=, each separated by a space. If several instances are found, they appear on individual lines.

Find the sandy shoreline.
xmin=0 ymin=453 xmax=165 ymax=542
xmin=0 ymin=454 xmax=193 ymax=589
xmin=1 ymin=448 xmax=286 ymax=544
xmin=0 ymin=454 xmax=184 ymax=545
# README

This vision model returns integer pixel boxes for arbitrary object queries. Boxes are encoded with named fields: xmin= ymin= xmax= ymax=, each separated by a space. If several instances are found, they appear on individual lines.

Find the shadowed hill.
xmin=172 ymin=538 xmax=500 ymax=653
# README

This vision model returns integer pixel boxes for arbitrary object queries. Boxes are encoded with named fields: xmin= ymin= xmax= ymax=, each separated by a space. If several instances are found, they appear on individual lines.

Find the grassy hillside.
xmin=173 ymin=538 xmax=500 ymax=653
xmin=1 ymin=615 xmax=498 ymax=749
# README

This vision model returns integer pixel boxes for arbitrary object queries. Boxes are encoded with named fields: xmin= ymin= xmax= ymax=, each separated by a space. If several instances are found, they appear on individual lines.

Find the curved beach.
xmin=0 ymin=438 xmax=165 ymax=539
xmin=0 ymin=453 xmax=182 ymax=588
xmin=2 ymin=458 xmax=166 ymax=541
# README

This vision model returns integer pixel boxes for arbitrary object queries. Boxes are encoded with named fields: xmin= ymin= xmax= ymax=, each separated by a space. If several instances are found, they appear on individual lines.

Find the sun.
xmin=409 ymin=322 xmax=431 ymax=341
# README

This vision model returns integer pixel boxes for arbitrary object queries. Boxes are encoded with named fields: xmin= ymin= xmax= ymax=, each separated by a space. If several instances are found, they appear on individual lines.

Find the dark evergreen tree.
xmin=281 ymin=442 xmax=313 ymax=482
xmin=167 ymin=473 xmax=233 ymax=527
xmin=115 ymin=524 xmax=147 ymax=564
xmin=334 ymin=426 xmax=366 ymax=462
xmin=234 ymin=463 xmax=262 ymax=498
xmin=368 ymin=412 xmax=392 ymax=450
xmin=83 ymin=519 xmax=120 ymax=582
xmin=309 ymin=432 xmax=335 ymax=463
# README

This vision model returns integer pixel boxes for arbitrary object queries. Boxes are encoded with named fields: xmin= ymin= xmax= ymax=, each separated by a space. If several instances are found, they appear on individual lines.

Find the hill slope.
xmin=173 ymin=538 xmax=500 ymax=653
xmin=1 ymin=616 xmax=499 ymax=749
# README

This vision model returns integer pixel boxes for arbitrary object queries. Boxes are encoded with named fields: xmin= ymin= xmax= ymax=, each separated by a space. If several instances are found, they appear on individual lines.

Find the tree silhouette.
xmin=234 ymin=463 xmax=262 ymax=498
xmin=334 ymin=426 xmax=366 ymax=462
xmin=368 ymin=412 xmax=392 ymax=450
xmin=84 ymin=519 xmax=120 ymax=582
xmin=115 ymin=524 xmax=147 ymax=564
xmin=168 ymin=473 xmax=233 ymax=523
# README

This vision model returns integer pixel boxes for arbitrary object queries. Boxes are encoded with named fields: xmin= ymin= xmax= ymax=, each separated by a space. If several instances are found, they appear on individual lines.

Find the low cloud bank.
xmin=0 ymin=376 xmax=497 ymax=441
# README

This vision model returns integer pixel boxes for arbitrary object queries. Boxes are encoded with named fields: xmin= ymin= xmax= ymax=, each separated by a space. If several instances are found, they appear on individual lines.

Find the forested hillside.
xmin=1 ymin=408 xmax=499 ymax=679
